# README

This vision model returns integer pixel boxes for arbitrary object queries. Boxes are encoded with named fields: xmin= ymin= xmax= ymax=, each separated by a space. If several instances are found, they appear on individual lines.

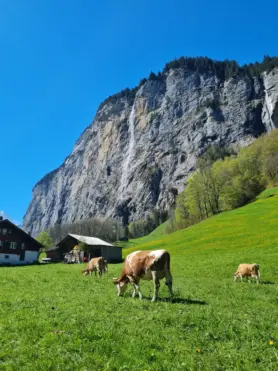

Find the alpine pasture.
xmin=1 ymin=190 xmax=278 ymax=370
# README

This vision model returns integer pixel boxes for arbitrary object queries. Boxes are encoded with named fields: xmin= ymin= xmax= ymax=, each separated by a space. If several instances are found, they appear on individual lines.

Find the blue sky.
xmin=1 ymin=0 xmax=278 ymax=223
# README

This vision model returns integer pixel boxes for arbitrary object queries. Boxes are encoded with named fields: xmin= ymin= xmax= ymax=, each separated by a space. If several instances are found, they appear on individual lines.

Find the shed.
xmin=45 ymin=246 xmax=62 ymax=262
xmin=47 ymin=234 xmax=122 ymax=262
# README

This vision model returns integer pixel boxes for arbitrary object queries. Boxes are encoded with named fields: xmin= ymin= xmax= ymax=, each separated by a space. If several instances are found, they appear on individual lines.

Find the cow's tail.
xmin=163 ymin=252 xmax=173 ymax=298
xmin=164 ymin=251 xmax=171 ymax=271
xmin=164 ymin=251 xmax=172 ymax=286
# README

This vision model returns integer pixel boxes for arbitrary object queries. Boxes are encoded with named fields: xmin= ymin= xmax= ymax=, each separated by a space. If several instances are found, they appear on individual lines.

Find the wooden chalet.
xmin=0 ymin=217 xmax=42 ymax=265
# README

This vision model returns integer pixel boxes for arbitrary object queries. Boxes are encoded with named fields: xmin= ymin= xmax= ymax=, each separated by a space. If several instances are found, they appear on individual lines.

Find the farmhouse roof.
xmin=0 ymin=219 xmax=43 ymax=248
xmin=57 ymin=234 xmax=116 ymax=247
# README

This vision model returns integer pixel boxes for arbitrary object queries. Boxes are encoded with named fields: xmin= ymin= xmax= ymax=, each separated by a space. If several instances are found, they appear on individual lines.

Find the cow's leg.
xmin=133 ymin=283 xmax=142 ymax=300
xmin=165 ymin=271 xmax=173 ymax=299
xmin=240 ymin=275 xmax=243 ymax=282
xmin=131 ymin=284 xmax=137 ymax=298
xmin=127 ymin=276 xmax=142 ymax=300
xmin=151 ymin=272 xmax=160 ymax=302
xmin=130 ymin=280 xmax=143 ymax=300
xmin=252 ymin=274 xmax=259 ymax=284
xmin=138 ymin=285 xmax=143 ymax=300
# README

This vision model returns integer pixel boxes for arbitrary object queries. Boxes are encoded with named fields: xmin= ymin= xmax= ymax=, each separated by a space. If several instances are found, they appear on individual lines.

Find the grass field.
xmin=1 ymin=189 xmax=278 ymax=370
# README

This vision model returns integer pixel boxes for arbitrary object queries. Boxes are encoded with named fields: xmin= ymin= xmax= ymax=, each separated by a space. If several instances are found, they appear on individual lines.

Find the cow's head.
xmin=113 ymin=277 xmax=129 ymax=296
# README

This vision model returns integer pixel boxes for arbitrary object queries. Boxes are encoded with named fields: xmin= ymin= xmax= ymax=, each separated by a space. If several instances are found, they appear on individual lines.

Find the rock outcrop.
xmin=23 ymin=59 xmax=278 ymax=235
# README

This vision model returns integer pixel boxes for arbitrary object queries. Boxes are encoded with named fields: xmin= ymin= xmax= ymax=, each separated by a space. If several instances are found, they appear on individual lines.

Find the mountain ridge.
xmin=23 ymin=56 xmax=278 ymax=235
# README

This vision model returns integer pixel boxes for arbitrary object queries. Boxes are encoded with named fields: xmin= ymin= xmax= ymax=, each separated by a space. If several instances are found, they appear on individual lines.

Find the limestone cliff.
xmin=23 ymin=58 xmax=278 ymax=235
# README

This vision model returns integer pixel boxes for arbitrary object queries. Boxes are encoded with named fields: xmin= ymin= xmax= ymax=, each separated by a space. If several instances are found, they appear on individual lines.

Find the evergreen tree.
xmin=148 ymin=71 xmax=157 ymax=81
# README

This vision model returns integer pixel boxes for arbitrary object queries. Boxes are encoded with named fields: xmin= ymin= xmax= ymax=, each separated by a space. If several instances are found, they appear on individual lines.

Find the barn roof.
xmin=57 ymin=234 xmax=117 ymax=248
xmin=69 ymin=234 xmax=114 ymax=247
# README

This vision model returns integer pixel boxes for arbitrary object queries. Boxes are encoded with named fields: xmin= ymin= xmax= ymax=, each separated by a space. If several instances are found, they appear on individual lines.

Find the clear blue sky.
xmin=1 ymin=0 xmax=278 ymax=223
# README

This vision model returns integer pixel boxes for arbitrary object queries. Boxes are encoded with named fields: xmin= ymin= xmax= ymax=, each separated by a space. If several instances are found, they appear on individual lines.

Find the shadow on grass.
xmin=260 ymin=281 xmax=275 ymax=285
xmin=158 ymin=297 xmax=208 ymax=305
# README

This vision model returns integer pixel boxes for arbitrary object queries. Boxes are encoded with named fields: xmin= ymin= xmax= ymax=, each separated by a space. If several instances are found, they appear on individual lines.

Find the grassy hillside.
xmin=118 ymin=220 xmax=169 ymax=249
xmin=124 ymin=187 xmax=278 ymax=257
xmin=1 ymin=189 xmax=278 ymax=370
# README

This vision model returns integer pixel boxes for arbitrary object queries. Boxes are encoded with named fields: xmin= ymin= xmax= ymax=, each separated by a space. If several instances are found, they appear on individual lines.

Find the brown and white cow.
xmin=82 ymin=257 xmax=105 ymax=277
xmin=113 ymin=250 xmax=173 ymax=302
xmin=234 ymin=263 xmax=260 ymax=284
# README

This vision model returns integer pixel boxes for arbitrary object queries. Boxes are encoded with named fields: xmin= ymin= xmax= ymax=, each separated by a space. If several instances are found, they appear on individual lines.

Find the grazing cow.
xmin=113 ymin=250 xmax=173 ymax=302
xmin=234 ymin=264 xmax=260 ymax=284
xmin=82 ymin=257 xmax=105 ymax=277
xmin=104 ymin=260 xmax=108 ymax=273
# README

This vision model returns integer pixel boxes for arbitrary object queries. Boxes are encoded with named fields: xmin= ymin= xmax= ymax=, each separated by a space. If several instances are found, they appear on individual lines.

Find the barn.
xmin=0 ymin=217 xmax=42 ymax=265
xmin=46 ymin=234 xmax=122 ymax=262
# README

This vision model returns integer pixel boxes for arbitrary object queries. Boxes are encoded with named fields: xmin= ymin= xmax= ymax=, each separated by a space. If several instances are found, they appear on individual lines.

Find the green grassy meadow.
xmin=1 ymin=190 xmax=278 ymax=370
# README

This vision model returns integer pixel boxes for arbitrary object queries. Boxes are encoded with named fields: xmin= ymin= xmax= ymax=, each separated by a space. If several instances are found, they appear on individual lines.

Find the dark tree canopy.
xmin=163 ymin=55 xmax=278 ymax=80
xmin=98 ymin=55 xmax=278 ymax=111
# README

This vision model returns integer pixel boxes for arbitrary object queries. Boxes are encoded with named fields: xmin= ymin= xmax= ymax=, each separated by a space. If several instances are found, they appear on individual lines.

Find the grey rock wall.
xmin=23 ymin=66 xmax=278 ymax=235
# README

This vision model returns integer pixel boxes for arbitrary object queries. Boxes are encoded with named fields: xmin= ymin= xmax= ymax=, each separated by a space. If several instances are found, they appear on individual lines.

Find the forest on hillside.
xmin=169 ymin=129 xmax=278 ymax=232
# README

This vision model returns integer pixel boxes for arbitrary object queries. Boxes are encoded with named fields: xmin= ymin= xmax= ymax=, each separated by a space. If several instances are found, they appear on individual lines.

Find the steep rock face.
xmin=23 ymin=67 xmax=278 ymax=235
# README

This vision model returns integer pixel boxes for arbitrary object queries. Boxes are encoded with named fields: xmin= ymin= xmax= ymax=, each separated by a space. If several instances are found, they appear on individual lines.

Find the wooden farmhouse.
xmin=0 ymin=217 xmax=42 ymax=265
xmin=46 ymin=234 xmax=122 ymax=263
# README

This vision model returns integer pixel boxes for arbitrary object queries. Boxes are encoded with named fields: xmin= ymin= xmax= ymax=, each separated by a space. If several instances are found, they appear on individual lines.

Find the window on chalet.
xmin=2 ymin=229 xmax=7 ymax=235
xmin=21 ymin=243 xmax=25 ymax=250
xmin=10 ymin=242 xmax=17 ymax=249
xmin=0 ymin=241 xmax=3 ymax=246
xmin=8 ymin=229 xmax=12 ymax=234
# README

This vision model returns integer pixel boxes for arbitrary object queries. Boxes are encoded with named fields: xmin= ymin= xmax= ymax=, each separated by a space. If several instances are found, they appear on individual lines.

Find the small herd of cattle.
xmin=82 ymin=250 xmax=260 ymax=302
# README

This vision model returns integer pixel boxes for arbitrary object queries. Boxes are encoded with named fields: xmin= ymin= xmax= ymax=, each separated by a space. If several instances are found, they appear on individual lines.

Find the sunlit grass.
xmin=1 ymin=189 xmax=278 ymax=369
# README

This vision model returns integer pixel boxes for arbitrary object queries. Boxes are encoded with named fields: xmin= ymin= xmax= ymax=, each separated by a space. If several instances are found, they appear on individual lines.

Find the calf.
xmin=113 ymin=250 xmax=173 ymax=302
xmin=82 ymin=257 xmax=105 ymax=277
xmin=234 ymin=263 xmax=260 ymax=284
